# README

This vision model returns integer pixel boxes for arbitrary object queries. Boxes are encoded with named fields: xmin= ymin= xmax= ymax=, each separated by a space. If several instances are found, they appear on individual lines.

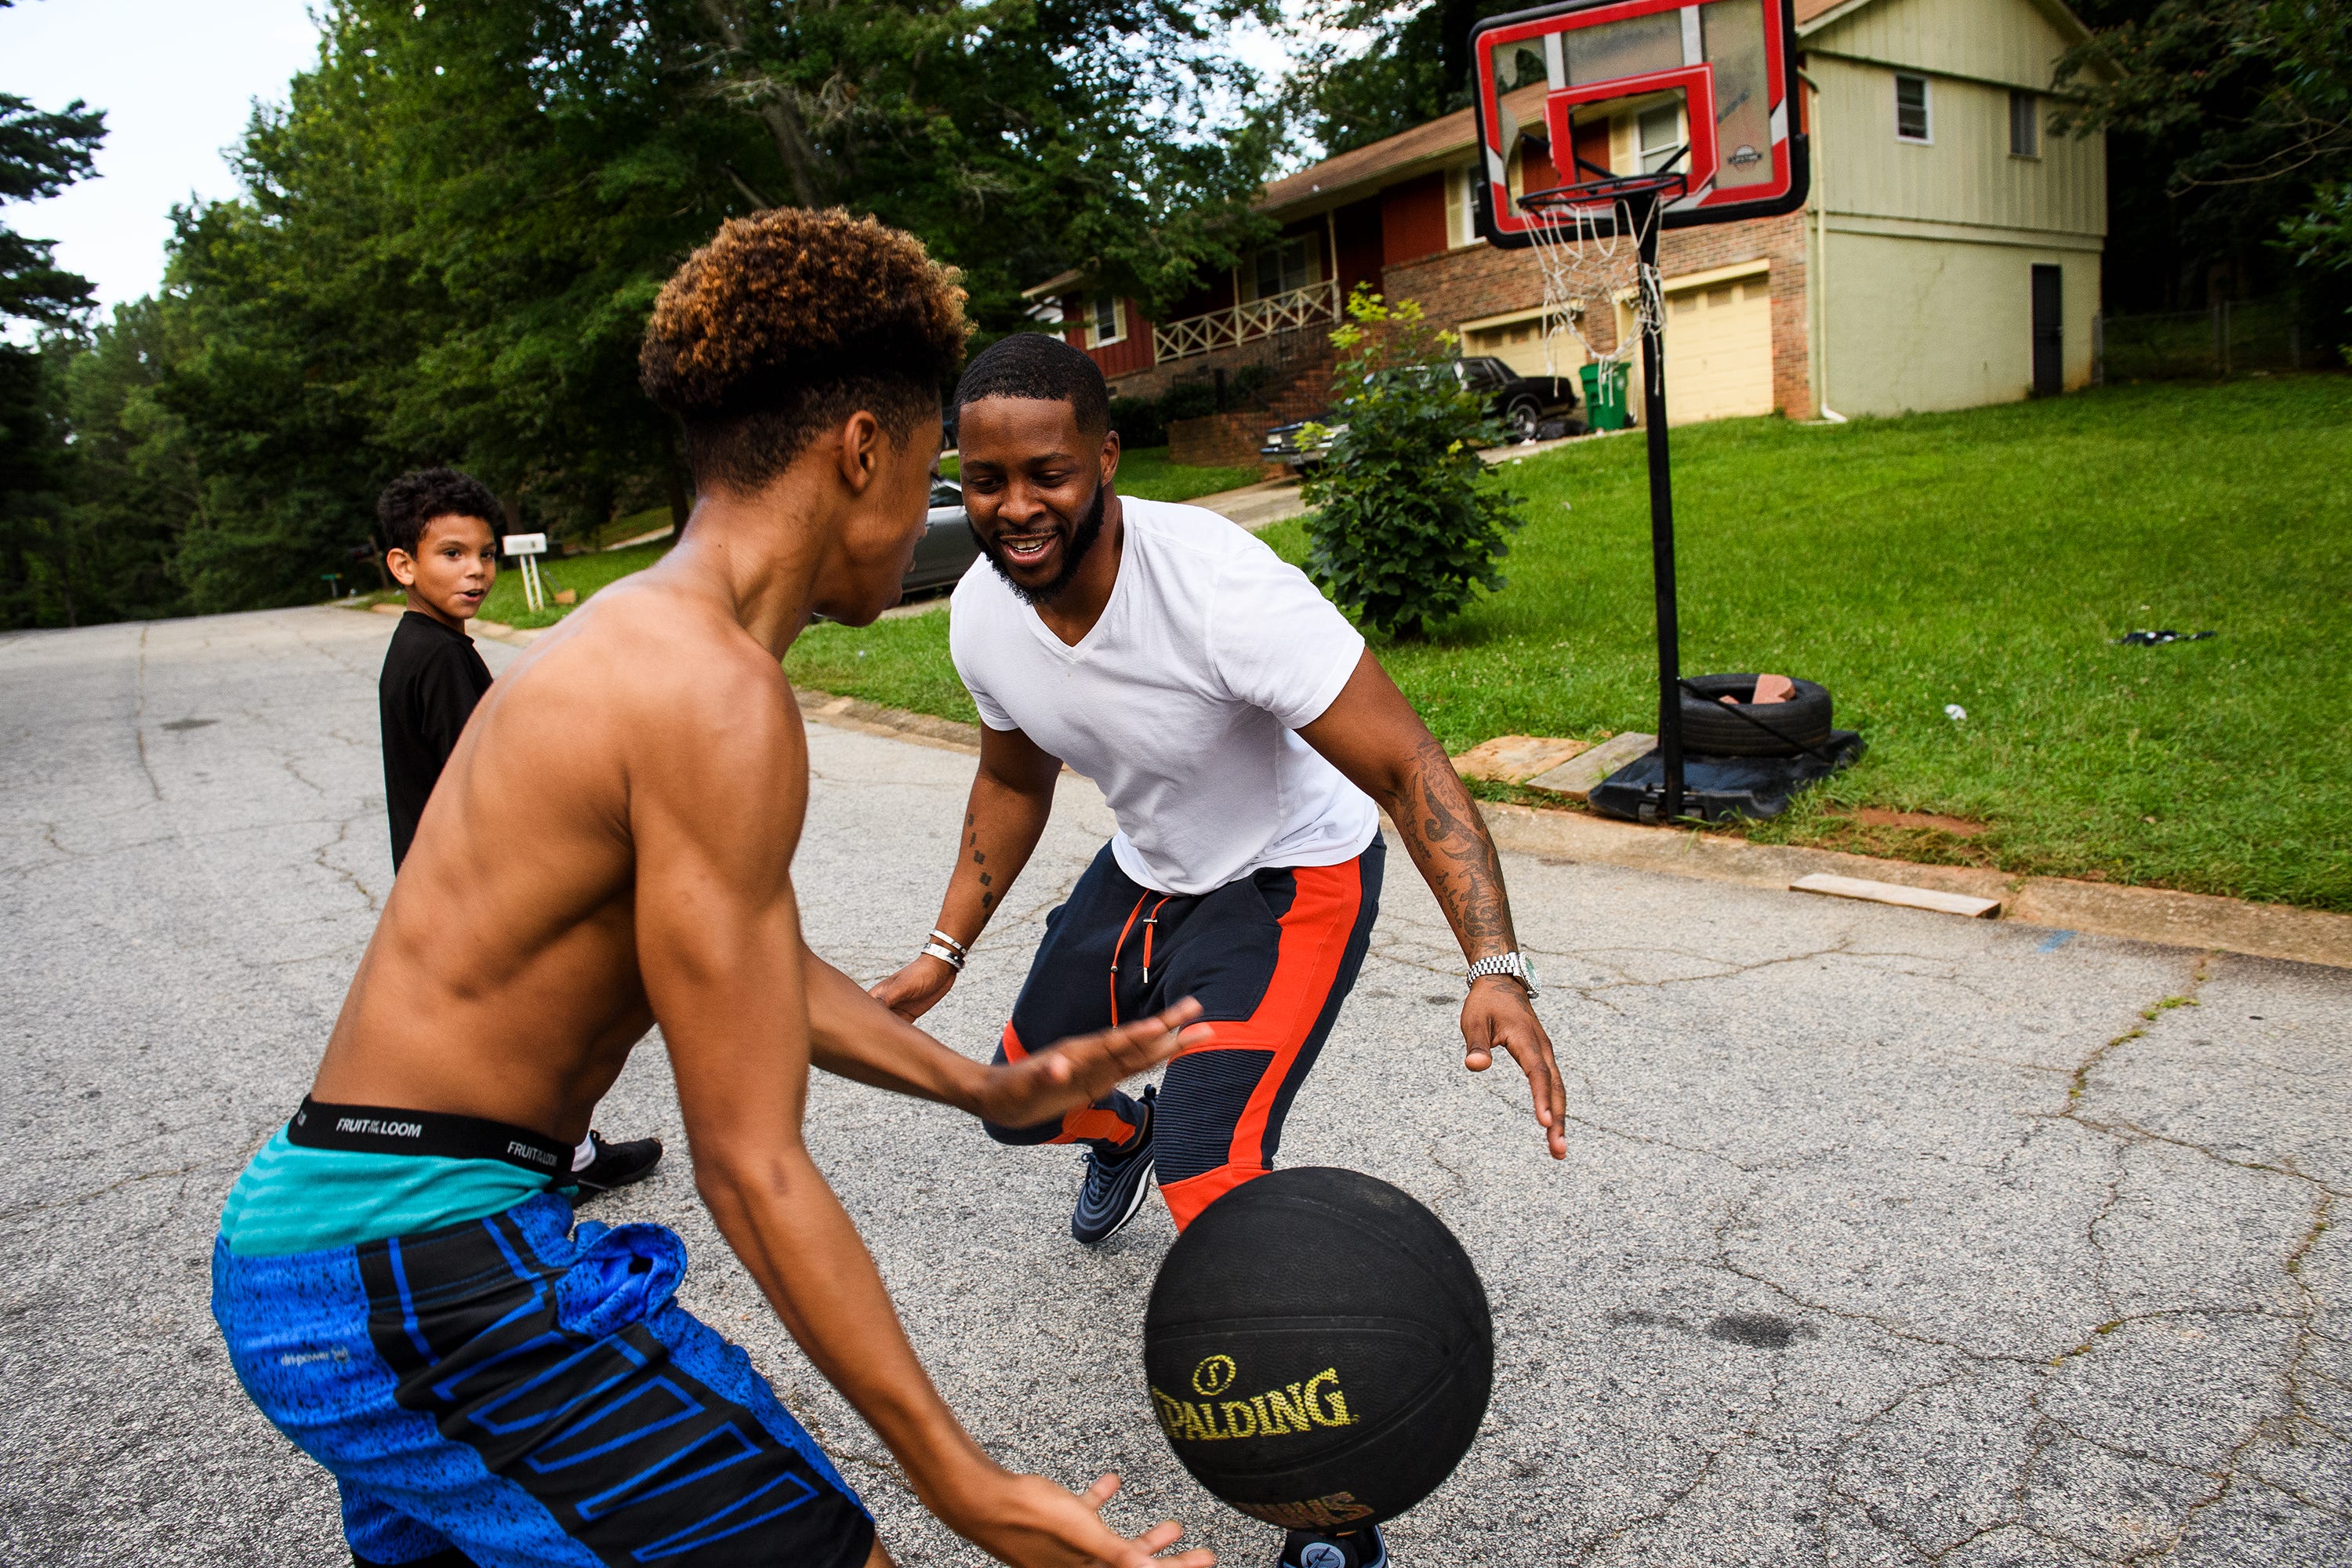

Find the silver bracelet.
xmin=928 ymin=928 xmax=970 ymax=960
xmin=920 ymin=940 xmax=967 ymax=973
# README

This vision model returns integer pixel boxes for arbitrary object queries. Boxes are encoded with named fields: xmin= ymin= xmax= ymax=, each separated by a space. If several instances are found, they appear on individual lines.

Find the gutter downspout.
xmin=1799 ymin=67 xmax=1847 ymax=423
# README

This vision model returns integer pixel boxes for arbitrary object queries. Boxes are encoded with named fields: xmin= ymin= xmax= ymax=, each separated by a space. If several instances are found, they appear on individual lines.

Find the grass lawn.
xmin=1113 ymin=446 xmax=1265 ymax=502
xmin=789 ymin=376 xmax=2352 ymax=910
xmin=477 ymin=537 xmax=673 ymax=630
xmin=939 ymin=445 xmax=1261 ymax=503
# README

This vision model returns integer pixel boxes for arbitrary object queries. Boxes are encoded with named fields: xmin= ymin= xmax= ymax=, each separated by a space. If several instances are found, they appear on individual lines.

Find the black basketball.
xmin=1142 ymin=1167 xmax=1494 ymax=1533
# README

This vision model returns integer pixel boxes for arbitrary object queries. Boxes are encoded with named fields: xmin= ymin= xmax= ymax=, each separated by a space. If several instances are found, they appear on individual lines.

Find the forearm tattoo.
xmin=1396 ymin=732 xmax=1515 ymax=952
xmin=966 ymin=813 xmax=995 ymax=912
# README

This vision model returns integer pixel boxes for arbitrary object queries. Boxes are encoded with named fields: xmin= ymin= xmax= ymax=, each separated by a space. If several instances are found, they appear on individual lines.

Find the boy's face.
xmin=390 ymin=513 xmax=499 ymax=628
xmin=811 ymin=408 xmax=944 ymax=626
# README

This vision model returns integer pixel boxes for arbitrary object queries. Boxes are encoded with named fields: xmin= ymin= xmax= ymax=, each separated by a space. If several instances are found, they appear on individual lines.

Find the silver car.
xmin=902 ymin=477 xmax=981 ymax=597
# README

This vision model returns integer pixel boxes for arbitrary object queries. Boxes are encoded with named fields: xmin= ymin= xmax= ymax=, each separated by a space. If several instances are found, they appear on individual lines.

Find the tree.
xmin=2057 ymin=0 xmax=2352 ymax=318
xmin=137 ymin=0 xmax=1285 ymax=616
xmin=0 ymin=72 xmax=107 ymax=627
xmin=1288 ymin=0 xmax=1527 ymax=157
xmin=1298 ymin=289 xmax=1521 ymax=639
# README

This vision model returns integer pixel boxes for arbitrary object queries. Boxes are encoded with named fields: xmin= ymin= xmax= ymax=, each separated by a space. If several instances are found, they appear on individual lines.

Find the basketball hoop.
xmin=1516 ymin=170 xmax=1686 ymax=370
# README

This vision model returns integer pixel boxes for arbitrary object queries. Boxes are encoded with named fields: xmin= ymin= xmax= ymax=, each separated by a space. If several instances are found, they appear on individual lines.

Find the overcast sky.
xmin=4 ymin=0 xmax=1312 ymax=322
xmin=3 ymin=0 xmax=325 ymax=314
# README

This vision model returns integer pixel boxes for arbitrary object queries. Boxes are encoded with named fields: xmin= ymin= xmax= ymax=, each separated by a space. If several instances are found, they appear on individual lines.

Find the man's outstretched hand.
xmin=872 ymin=951 xmax=960 ymax=1022
xmin=1461 ymin=978 xmax=1569 ymax=1160
xmin=971 ymin=1000 xmax=1212 ymax=1130
xmin=949 ymin=1471 xmax=1213 ymax=1568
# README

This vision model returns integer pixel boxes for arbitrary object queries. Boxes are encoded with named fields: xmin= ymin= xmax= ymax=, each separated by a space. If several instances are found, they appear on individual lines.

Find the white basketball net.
xmin=1521 ymin=194 xmax=1666 ymax=372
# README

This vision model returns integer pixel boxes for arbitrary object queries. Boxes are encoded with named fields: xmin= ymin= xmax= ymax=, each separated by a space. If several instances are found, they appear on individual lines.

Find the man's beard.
xmin=971 ymin=480 xmax=1106 ymax=608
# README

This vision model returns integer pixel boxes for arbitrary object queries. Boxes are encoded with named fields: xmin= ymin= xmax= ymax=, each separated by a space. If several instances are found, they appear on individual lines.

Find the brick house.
xmin=1028 ymin=0 xmax=2105 ymax=447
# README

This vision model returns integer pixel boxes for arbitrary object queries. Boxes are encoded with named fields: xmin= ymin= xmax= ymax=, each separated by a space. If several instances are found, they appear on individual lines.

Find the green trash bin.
xmin=1579 ymin=361 xmax=1631 ymax=430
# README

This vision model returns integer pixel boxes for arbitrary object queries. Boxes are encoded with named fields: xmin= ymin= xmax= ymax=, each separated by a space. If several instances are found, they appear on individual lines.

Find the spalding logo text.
xmin=1151 ymin=1360 xmax=1356 ymax=1444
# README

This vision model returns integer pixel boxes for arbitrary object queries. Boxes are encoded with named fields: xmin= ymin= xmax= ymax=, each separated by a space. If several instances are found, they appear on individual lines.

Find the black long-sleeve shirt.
xmin=379 ymin=611 xmax=493 ymax=871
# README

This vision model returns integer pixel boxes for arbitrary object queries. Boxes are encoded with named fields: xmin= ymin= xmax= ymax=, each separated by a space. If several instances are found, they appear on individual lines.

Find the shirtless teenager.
xmin=212 ymin=211 xmax=1215 ymax=1568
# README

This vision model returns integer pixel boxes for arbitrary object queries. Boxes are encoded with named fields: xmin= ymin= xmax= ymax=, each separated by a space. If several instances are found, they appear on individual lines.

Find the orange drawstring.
xmin=1108 ymin=892 xmax=1176 ymax=1025
xmin=1108 ymin=891 xmax=1149 ymax=1025
xmin=1140 ymin=896 xmax=1172 ymax=987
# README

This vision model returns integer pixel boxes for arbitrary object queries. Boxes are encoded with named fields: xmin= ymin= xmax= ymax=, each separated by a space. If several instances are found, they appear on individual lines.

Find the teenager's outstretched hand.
xmin=1461 ymin=978 xmax=1569 ymax=1160
xmin=953 ymin=1471 xmax=1213 ymax=1568
xmin=973 ymin=1000 xmax=1211 ymax=1131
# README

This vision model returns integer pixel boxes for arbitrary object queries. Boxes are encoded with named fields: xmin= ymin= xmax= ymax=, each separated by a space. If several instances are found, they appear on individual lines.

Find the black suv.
xmin=1260 ymin=355 xmax=1584 ymax=467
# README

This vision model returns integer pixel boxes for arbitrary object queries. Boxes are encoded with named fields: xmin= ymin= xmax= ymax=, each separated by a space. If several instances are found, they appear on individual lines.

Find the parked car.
xmin=901 ymin=477 xmax=980 ymax=597
xmin=1259 ymin=356 xmax=1587 ymax=468
xmin=1457 ymin=354 xmax=1584 ymax=442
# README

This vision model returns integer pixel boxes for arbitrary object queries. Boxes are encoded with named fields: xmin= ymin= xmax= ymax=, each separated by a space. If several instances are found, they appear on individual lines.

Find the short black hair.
xmin=953 ymin=332 xmax=1110 ymax=439
xmin=641 ymin=209 xmax=970 ymax=492
xmin=376 ymin=468 xmax=502 ymax=557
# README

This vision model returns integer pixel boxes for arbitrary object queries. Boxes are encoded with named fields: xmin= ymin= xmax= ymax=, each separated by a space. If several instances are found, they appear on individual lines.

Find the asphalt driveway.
xmin=1 ymin=606 xmax=2344 ymax=1566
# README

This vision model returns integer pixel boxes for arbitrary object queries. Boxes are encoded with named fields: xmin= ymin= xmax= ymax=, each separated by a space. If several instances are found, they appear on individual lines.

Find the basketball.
xmin=1142 ymin=1167 xmax=1493 ymax=1531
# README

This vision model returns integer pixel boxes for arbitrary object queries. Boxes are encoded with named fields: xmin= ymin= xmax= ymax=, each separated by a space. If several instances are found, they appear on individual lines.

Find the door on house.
xmin=2031 ymin=264 xmax=2063 ymax=397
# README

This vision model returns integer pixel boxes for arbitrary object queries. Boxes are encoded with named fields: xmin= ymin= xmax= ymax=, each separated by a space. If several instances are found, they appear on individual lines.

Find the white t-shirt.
xmin=949 ymin=497 xmax=1378 ymax=896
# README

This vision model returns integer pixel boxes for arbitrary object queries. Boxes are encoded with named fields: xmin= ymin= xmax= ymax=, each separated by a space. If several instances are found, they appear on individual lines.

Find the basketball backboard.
xmin=1472 ymin=0 xmax=1808 ymax=244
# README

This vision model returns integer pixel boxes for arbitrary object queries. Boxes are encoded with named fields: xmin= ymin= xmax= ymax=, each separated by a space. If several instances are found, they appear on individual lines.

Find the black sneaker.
xmin=1278 ymin=1524 xmax=1387 ymax=1568
xmin=1069 ymin=1086 xmax=1155 ymax=1246
xmin=573 ymin=1131 xmax=662 ymax=1199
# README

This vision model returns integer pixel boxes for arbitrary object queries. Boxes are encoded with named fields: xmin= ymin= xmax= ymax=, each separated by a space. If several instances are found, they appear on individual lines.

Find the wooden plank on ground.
xmin=1454 ymin=734 xmax=1592 ymax=784
xmin=1524 ymin=731 xmax=1657 ymax=800
xmin=1791 ymin=873 xmax=2002 ymax=919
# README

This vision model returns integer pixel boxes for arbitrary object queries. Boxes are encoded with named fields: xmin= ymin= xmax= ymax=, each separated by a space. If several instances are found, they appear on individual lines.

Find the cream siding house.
xmin=1802 ymin=0 xmax=2107 ymax=415
xmin=1037 ymin=0 xmax=2104 ymax=441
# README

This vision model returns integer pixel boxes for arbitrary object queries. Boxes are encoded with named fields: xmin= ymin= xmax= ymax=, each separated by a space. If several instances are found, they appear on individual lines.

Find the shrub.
xmin=1299 ymin=289 xmax=1523 ymax=638
xmin=1160 ymin=379 xmax=1218 ymax=422
xmin=1109 ymin=395 xmax=1166 ymax=448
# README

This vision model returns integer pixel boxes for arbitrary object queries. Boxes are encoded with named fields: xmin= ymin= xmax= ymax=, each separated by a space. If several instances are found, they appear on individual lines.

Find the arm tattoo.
xmin=1396 ymin=732 xmax=1516 ymax=953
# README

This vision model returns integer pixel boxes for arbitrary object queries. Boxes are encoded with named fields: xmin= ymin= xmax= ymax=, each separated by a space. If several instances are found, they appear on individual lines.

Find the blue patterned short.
xmin=212 ymin=1193 xmax=874 ymax=1567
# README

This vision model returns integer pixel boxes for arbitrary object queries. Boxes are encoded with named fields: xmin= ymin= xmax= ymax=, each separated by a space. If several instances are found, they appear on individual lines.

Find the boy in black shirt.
xmin=376 ymin=467 xmax=662 ymax=1196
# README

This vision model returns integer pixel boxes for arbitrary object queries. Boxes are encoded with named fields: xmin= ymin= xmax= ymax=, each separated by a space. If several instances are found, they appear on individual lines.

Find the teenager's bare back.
xmin=315 ymin=570 xmax=799 ymax=1140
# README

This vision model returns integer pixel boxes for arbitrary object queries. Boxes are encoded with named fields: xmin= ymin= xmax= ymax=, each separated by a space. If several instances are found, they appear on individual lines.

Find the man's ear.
xmin=833 ymin=410 xmax=884 ymax=495
xmin=1100 ymin=427 xmax=1122 ymax=488
xmin=387 ymin=549 xmax=418 ymax=588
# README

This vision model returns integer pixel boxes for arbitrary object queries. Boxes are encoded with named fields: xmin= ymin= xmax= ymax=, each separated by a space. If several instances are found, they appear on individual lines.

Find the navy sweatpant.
xmin=985 ymin=837 xmax=1384 ymax=1228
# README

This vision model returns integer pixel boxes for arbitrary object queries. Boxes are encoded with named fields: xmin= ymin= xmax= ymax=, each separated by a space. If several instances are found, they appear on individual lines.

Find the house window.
xmin=1446 ymin=165 xmax=1479 ymax=247
xmin=1253 ymin=238 xmax=1313 ymax=300
xmin=1895 ymin=74 xmax=1932 ymax=143
xmin=1086 ymin=295 xmax=1126 ymax=348
xmin=2009 ymin=89 xmax=2040 ymax=158
xmin=1637 ymin=103 xmax=1683 ymax=174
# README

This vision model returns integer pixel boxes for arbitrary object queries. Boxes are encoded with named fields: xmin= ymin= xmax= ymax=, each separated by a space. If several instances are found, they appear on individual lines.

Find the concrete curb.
xmin=795 ymin=687 xmax=2352 ymax=971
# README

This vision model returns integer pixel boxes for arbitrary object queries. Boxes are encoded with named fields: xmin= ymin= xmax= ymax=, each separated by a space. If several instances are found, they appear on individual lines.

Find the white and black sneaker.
xmin=1069 ymin=1086 xmax=1156 ymax=1246
xmin=1279 ymin=1524 xmax=1387 ymax=1568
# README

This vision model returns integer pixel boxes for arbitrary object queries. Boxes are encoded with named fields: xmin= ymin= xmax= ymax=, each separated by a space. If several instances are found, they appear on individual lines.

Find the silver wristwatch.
xmin=1465 ymin=951 xmax=1539 ymax=998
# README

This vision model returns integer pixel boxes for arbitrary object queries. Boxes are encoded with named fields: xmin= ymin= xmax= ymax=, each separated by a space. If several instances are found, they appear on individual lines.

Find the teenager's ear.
xmin=833 ymin=410 xmax=884 ymax=495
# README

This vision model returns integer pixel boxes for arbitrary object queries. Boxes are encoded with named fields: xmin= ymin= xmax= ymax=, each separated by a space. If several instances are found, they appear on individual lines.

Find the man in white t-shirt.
xmin=875 ymin=328 xmax=1565 ymax=1259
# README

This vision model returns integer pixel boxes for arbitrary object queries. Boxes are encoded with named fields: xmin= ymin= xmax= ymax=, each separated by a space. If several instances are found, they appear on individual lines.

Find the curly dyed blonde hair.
xmin=641 ymin=209 xmax=969 ymax=491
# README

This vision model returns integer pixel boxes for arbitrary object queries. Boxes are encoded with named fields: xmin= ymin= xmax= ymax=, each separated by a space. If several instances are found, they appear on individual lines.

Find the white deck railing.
xmin=1152 ymin=280 xmax=1341 ymax=364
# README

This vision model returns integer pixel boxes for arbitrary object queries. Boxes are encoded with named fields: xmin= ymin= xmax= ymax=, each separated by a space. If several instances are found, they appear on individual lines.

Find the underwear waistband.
xmin=287 ymin=1095 xmax=572 ymax=1177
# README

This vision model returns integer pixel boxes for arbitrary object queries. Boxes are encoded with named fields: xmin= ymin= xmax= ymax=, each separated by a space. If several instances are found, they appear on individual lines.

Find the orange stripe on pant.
xmin=1000 ymin=1020 xmax=1147 ymax=1146
xmin=1156 ymin=858 xmax=1364 ymax=1229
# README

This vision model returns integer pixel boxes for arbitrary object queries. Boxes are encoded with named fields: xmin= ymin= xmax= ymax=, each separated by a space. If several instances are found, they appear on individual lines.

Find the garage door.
xmin=1461 ymin=313 xmax=1586 ymax=380
xmin=1623 ymin=269 xmax=1775 ymax=424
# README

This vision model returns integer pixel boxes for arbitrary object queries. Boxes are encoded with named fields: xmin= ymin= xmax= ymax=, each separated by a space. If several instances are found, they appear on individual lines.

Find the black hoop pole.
xmin=1629 ymin=190 xmax=1685 ymax=821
